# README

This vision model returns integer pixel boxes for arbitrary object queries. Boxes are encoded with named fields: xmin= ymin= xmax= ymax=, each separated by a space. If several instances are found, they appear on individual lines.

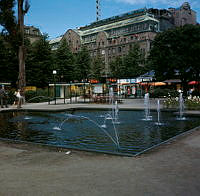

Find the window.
xmin=25 ymin=29 xmax=30 ymax=34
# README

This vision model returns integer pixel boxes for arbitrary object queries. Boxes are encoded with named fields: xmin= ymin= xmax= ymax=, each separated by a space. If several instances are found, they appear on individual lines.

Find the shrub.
xmin=150 ymin=88 xmax=179 ymax=98
xmin=163 ymin=95 xmax=200 ymax=110
xmin=7 ymin=90 xmax=16 ymax=105
xmin=25 ymin=88 xmax=50 ymax=103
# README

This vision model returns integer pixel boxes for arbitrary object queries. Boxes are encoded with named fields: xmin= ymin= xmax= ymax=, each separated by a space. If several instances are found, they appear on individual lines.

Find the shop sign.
xmin=93 ymin=85 xmax=103 ymax=93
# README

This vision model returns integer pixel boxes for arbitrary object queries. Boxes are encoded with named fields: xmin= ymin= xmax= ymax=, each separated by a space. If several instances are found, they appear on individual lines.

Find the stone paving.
xmin=0 ymin=98 xmax=200 ymax=195
xmin=0 ymin=98 xmax=167 ymax=111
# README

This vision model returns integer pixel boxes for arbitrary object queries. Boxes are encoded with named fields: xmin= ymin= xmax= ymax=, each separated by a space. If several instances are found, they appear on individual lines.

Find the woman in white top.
xmin=14 ymin=89 xmax=23 ymax=108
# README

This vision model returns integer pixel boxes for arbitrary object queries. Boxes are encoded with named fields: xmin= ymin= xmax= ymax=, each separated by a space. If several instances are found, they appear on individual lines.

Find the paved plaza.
xmin=0 ymin=99 xmax=200 ymax=195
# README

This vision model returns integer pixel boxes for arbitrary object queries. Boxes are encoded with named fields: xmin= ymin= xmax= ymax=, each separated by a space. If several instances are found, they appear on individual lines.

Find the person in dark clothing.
xmin=0 ymin=85 xmax=8 ymax=108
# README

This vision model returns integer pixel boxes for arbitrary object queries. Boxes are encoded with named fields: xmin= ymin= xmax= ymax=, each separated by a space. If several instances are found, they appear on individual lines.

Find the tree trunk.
xmin=18 ymin=0 xmax=26 ymax=94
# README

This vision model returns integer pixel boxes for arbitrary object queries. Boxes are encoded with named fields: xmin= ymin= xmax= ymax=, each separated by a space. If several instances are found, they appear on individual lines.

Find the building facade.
xmin=51 ymin=2 xmax=197 ymax=75
xmin=24 ymin=26 xmax=42 ymax=44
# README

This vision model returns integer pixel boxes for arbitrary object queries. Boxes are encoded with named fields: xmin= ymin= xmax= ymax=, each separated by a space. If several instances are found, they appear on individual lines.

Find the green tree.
xmin=17 ymin=0 xmax=30 ymax=90
xmin=0 ymin=35 xmax=18 ymax=84
xmin=110 ymin=44 xmax=145 ymax=79
xmin=109 ymin=56 xmax=124 ymax=78
xmin=0 ymin=0 xmax=30 ymax=90
xmin=123 ymin=44 xmax=145 ymax=78
xmin=75 ymin=46 xmax=91 ymax=81
xmin=148 ymin=24 xmax=200 ymax=93
xmin=0 ymin=0 xmax=18 ymax=48
xmin=0 ymin=0 xmax=19 ymax=85
xmin=26 ymin=35 xmax=53 ymax=87
xmin=54 ymin=39 xmax=75 ymax=82
xmin=90 ymin=50 xmax=105 ymax=81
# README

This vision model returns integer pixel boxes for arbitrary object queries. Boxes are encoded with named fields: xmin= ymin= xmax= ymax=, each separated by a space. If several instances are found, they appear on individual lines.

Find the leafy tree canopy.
xmin=26 ymin=34 xmax=53 ymax=87
xmin=148 ymin=24 xmax=200 ymax=90
xmin=53 ymin=38 xmax=75 ymax=82
xmin=110 ymin=44 xmax=146 ymax=79
xmin=75 ymin=46 xmax=91 ymax=81
xmin=90 ymin=50 xmax=105 ymax=81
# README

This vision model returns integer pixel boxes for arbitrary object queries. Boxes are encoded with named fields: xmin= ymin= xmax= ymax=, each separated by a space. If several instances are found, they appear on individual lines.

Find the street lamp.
xmin=53 ymin=70 xmax=57 ymax=75
xmin=53 ymin=70 xmax=57 ymax=104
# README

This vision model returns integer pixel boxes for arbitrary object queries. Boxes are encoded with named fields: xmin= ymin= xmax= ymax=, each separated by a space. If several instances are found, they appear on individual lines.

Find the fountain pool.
xmin=0 ymin=109 xmax=200 ymax=156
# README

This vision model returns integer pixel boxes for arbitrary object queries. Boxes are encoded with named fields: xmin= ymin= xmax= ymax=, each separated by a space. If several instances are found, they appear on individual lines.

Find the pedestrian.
xmin=13 ymin=90 xmax=18 ymax=106
xmin=0 ymin=85 xmax=8 ymax=108
xmin=14 ymin=89 xmax=23 ymax=109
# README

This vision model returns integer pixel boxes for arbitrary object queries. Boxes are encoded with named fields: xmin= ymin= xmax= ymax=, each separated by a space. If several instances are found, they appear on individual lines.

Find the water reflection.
xmin=0 ymin=110 xmax=200 ymax=155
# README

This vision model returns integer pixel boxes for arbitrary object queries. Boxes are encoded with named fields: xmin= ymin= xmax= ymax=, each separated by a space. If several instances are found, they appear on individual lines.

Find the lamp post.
xmin=53 ymin=70 xmax=57 ymax=104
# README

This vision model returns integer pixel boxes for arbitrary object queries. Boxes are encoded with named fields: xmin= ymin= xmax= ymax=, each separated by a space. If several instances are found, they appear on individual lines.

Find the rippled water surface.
xmin=0 ymin=110 xmax=200 ymax=155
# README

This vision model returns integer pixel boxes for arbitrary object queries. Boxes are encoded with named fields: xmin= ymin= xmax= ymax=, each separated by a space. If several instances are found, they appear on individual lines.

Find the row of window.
xmin=90 ymin=44 xmax=145 ymax=56
xmin=84 ymin=34 xmax=148 ymax=50
xmin=82 ymin=22 xmax=158 ymax=44
xmin=25 ymin=29 xmax=40 ymax=36
xmin=107 ymin=23 xmax=150 ymax=37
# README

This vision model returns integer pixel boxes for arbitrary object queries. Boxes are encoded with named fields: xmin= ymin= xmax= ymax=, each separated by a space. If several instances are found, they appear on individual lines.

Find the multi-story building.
xmin=49 ymin=36 xmax=62 ymax=50
xmin=169 ymin=2 xmax=196 ymax=27
xmin=24 ymin=26 xmax=42 ymax=44
xmin=63 ymin=8 xmax=159 ymax=74
xmin=51 ymin=2 xmax=197 ymax=75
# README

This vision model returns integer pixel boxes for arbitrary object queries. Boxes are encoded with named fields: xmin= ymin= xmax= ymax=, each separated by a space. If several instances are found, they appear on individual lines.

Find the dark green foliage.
xmin=0 ymin=0 xmax=22 ymax=52
xmin=150 ymin=88 xmax=179 ymax=98
xmin=0 ymin=35 xmax=18 ymax=85
xmin=0 ymin=0 xmax=18 ymax=85
xmin=26 ymin=35 xmax=53 ymax=87
xmin=148 ymin=24 xmax=200 ymax=93
xmin=191 ymin=90 xmax=200 ymax=97
xmin=6 ymin=89 xmax=16 ymax=104
xmin=25 ymin=88 xmax=50 ymax=103
xmin=123 ymin=44 xmax=145 ymax=78
xmin=110 ymin=44 xmax=146 ymax=78
xmin=75 ymin=46 xmax=91 ymax=81
xmin=90 ymin=50 xmax=105 ymax=80
xmin=0 ymin=0 xmax=18 ymax=38
xmin=53 ymin=39 xmax=75 ymax=82
xmin=110 ymin=56 xmax=124 ymax=78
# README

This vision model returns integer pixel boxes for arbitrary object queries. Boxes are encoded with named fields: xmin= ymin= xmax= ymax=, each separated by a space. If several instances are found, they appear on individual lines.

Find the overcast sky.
xmin=25 ymin=0 xmax=200 ymax=39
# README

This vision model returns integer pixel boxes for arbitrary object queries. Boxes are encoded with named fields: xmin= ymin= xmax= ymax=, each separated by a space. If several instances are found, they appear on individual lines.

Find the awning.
xmin=163 ymin=79 xmax=181 ymax=83
xmin=140 ymin=82 xmax=166 ymax=86
xmin=188 ymin=81 xmax=200 ymax=85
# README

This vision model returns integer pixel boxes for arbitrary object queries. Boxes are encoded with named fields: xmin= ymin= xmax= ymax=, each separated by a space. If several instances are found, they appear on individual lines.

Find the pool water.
xmin=0 ymin=110 xmax=200 ymax=155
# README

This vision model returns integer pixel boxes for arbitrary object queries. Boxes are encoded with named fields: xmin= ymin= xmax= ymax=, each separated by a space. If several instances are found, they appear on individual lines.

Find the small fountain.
xmin=100 ymin=87 xmax=120 ymax=124
xmin=22 ymin=96 xmax=51 ymax=120
xmin=3 ymin=108 xmax=200 ymax=155
xmin=3 ymin=86 xmax=199 ymax=156
xmin=105 ymin=87 xmax=115 ymax=120
xmin=52 ymin=87 xmax=121 ymax=148
xmin=155 ymin=99 xmax=163 ymax=125
xmin=143 ymin=93 xmax=152 ymax=121
xmin=53 ymin=113 xmax=120 ymax=147
xmin=113 ymin=100 xmax=120 ymax=124
xmin=177 ymin=91 xmax=186 ymax=120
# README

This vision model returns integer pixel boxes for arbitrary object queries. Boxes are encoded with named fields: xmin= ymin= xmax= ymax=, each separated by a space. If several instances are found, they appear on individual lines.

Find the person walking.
xmin=0 ymin=85 xmax=8 ymax=108
xmin=14 ymin=89 xmax=23 ymax=109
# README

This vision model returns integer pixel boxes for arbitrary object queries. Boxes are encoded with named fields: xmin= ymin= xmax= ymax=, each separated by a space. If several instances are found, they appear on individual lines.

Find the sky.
xmin=25 ymin=0 xmax=200 ymax=39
